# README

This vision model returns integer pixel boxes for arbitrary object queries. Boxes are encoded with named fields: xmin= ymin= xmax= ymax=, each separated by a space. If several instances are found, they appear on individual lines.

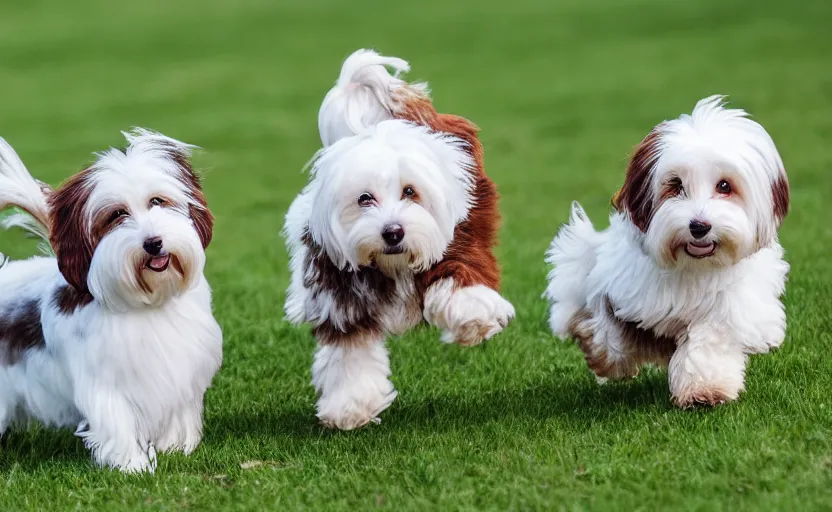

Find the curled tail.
xmin=544 ymin=202 xmax=602 ymax=337
xmin=318 ymin=49 xmax=429 ymax=147
xmin=0 ymin=137 xmax=52 ymax=254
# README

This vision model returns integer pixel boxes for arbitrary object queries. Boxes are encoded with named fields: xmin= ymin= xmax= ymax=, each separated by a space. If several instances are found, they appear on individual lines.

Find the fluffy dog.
xmin=0 ymin=130 xmax=222 ymax=472
xmin=285 ymin=49 xmax=515 ymax=430
xmin=545 ymin=96 xmax=790 ymax=407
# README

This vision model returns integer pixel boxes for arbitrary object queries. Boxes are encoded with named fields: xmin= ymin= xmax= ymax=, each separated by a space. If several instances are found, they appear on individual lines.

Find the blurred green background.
xmin=0 ymin=0 xmax=831 ymax=509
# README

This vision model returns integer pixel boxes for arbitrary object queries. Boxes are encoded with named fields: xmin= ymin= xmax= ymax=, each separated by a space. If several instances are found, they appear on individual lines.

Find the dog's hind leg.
xmin=570 ymin=297 xmax=676 ymax=382
xmin=312 ymin=334 xmax=397 ymax=431
xmin=570 ymin=308 xmax=640 ymax=382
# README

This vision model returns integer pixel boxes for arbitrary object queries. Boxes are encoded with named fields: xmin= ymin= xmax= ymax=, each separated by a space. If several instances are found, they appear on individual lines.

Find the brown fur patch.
xmin=0 ymin=300 xmax=45 ymax=366
xmin=52 ymin=285 xmax=94 ymax=315
xmin=568 ymin=297 xmax=679 ymax=379
xmin=612 ymin=129 xmax=663 ymax=232
xmin=170 ymin=153 xmax=213 ymax=249
xmin=771 ymin=173 xmax=789 ymax=225
xmin=303 ymin=234 xmax=398 ymax=346
xmin=608 ymin=298 xmax=678 ymax=370
xmin=135 ymin=265 xmax=153 ymax=294
xmin=48 ymin=170 xmax=96 ymax=297
xmin=171 ymin=255 xmax=185 ymax=277
xmin=659 ymin=176 xmax=683 ymax=204
xmin=395 ymin=93 xmax=501 ymax=292
xmin=567 ymin=308 xmax=612 ymax=376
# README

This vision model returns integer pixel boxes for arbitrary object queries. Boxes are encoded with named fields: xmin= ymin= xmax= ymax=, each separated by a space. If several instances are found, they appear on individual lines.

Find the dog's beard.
xmin=347 ymin=215 xmax=450 ymax=276
xmin=88 ymin=221 xmax=205 ymax=311
xmin=645 ymin=202 xmax=756 ymax=269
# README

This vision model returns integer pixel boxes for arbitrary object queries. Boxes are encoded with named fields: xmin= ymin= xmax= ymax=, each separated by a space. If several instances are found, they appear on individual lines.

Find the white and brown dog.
xmin=545 ymin=96 xmax=790 ymax=407
xmin=285 ymin=49 xmax=515 ymax=430
xmin=0 ymin=129 xmax=222 ymax=472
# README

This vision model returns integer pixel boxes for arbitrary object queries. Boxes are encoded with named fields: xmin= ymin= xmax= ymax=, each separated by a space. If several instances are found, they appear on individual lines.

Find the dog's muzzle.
xmin=143 ymin=237 xmax=171 ymax=272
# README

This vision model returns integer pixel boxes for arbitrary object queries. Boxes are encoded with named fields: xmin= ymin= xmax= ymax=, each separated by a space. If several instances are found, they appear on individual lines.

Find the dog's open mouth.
xmin=685 ymin=241 xmax=716 ymax=258
xmin=145 ymin=254 xmax=171 ymax=272
xmin=383 ymin=245 xmax=405 ymax=255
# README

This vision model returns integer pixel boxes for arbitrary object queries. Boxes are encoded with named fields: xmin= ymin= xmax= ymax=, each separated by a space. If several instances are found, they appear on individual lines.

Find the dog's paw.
xmin=112 ymin=442 xmax=158 ymax=474
xmin=673 ymin=385 xmax=739 ymax=409
xmin=425 ymin=281 xmax=515 ymax=346
xmin=317 ymin=387 xmax=398 ymax=431
xmin=155 ymin=409 xmax=204 ymax=455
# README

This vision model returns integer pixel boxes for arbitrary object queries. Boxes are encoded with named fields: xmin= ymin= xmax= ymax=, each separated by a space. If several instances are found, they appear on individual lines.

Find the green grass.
xmin=1 ymin=0 xmax=831 ymax=509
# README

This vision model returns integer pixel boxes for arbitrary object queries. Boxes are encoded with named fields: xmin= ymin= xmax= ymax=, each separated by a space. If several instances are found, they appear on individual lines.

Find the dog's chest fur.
xmin=302 ymin=239 xmax=423 ymax=344
xmin=43 ymin=280 xmax=222 ymax=423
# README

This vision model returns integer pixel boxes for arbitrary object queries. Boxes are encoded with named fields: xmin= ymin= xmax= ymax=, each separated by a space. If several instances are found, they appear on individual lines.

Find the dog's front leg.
xmin=75 ymin=391 xmax=157 ymax=473
xmin=156 ymin=398 xmax=205 ymax=455
xmin=669 ymin=323 xmax=747 ymax=408
xmin=312 ymin=334 xmax=397 ymax=430
xmin=423 ymin=278 xmax=515 ymax=346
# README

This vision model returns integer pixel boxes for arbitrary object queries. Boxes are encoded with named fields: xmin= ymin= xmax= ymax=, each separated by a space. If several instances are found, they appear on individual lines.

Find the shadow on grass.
xmin=0 ymin=428 xmax=90 ymax=472
xmin=0 ymin=370 xmax=673 ymax=471
xmin=207 ymin=368 xmax=673 ymax=444
xmin=388 ymin=369 xmax=673 ymax=433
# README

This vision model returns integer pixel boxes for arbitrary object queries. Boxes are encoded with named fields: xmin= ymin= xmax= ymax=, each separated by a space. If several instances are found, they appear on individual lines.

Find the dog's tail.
xmin=318 ymin=49 xmax=430 ymax=147
xmin=0 ymin=137 xmax=53 ymax=253
xmin=543 ymin=202 xmax=602 ymax=337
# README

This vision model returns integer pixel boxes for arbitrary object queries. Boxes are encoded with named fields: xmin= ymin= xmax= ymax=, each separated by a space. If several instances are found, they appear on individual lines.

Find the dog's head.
xmin=304 ymin=120 xmax=474 ymax=275
xmin=613 ymin=95 xmax=789 ymax=269
xmin=48 ymin=129 xmax=213 ymax=310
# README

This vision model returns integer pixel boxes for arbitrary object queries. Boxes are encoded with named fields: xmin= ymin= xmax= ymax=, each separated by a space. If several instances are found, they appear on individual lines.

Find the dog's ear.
xmin=188 ymin=187 xmax=213 ymax=249
xmin=771 ymin=172 xmax=789 ymax=227
xmin=48 ymin=172 xmax=95 ymax=293
xmin=613 ymin=129 xmax=662 ymax=232
xmin=172 ymin=155 xmax=213 ymax=249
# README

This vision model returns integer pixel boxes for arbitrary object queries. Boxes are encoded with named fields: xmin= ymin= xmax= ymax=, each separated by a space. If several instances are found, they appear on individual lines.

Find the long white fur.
xmin=288 ymin=49 xmax=517 ymax=430
xmin=284 ymin=119 xmax=479 ymax=429
xmin=545 ymin=95 xmax=789 ymax=405
xmin=312 ymin=340 xmax=398 ymax=430
xmin=318 ymin=48 xmax=428 ymax=148
xmin=0 ymin=137 xmax=50 ymax=229
xmin=0 ymin=131 xmax=222 ymax=472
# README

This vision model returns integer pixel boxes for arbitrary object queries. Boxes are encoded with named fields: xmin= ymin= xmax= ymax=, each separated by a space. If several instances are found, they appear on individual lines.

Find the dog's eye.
xmin=358 ymin=193 xmax=375 ymax=207
xmin=715 ymin=180 xmax=732 ymax=195
xmin=669 ymin=177 xmax=683 ymax=194
xmin=149 ymin=197 xmax=166 ymax=207
xmin=664 ymin=177 xmax=684 ymax=198
xmin=108 ymin=209 xmax=129 ymax=224
xmin=402 ymin=186 xmax=416 ymax=199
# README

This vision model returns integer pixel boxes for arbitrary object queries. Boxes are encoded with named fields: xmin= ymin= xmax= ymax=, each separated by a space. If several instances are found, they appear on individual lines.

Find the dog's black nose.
xmin=381 ymin=224 xmax=405 ymax=246
xmin=689 ymin=220 xmax=712 ymax=239
xmin=143 ymin=237 xmax=164 ymax=256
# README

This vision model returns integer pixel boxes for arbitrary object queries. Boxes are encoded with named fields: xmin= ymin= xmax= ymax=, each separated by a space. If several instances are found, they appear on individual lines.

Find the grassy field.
xmin=1 ymin=0 xmax=831 ymax=509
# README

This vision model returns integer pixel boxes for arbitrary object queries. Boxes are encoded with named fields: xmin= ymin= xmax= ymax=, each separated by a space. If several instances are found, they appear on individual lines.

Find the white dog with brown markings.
xmin=285 ymin=50 xmax=515 ymax=430
xmin=0 ymin=130 xmax=222 ymax=472
xmin=545 ymin=96 xmax=790 ymax=407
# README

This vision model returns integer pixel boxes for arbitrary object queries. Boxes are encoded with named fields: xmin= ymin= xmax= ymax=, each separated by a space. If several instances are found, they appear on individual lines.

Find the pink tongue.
xmin=687 ymin=243 xmax=714 ymax=256
xmin=149 ymin=255 xmax=169 ymax=270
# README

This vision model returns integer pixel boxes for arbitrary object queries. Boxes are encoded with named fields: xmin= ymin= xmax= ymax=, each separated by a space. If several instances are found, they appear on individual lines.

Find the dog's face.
xmin=614 ymin=96 xmax=789 ymax=269
xmin=48 ymin=130 xmax=213 ymax=311
xmin=305 ymin=120 xmax=473 ymax=274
